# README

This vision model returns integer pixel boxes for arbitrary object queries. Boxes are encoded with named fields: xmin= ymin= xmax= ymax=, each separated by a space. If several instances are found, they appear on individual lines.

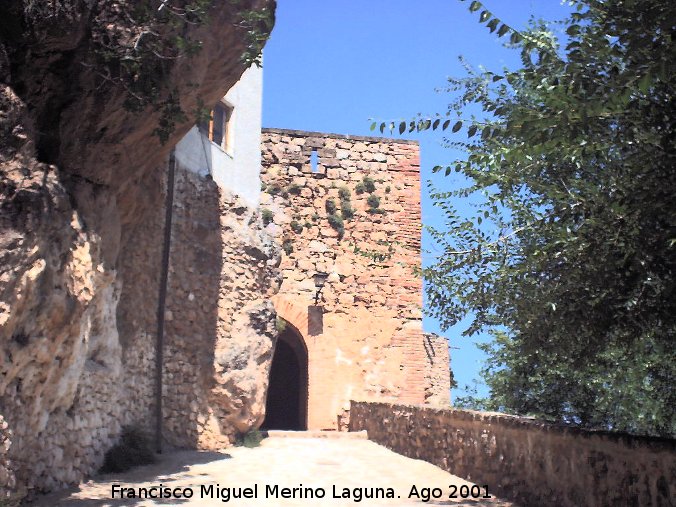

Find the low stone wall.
xmin=349 ymin=402 xmax=676 ymax=507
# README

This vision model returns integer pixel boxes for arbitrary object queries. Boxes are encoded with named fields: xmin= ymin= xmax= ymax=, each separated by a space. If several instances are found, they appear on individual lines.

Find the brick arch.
xmin=267 ymin=295 xmax=311 ymax=430
xmin=271 ymin=295 xmax=310 ymax=341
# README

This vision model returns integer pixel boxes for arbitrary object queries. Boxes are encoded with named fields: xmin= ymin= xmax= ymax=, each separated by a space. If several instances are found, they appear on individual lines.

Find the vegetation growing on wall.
xmin=366 ymin=194 xmax=380 ymax=210
xmin=261 ymin=208 xmax=274 ymax=226
xmin=362 ymin=176 xmax=376 ymax=193
xmin=350 ymin=240 xmax=396 ymax=264
xmin=327 ymin=213 xmax=345 ymax=238
xmin=325 ymin=198 xmax=337 ymax=214
xmin=100 ymin=427 xmax=155 ymax=473
xmin=339 ymin=187 xmax=355 ymax=221
xmin=341 ymin=201 xmax=355 ymax=221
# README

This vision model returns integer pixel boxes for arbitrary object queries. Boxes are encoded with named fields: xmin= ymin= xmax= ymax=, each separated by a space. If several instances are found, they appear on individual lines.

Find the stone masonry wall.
xmin=350 ymin=402 xmax=676 ymax=507
xmin=162 ymin=163 xmax=281 ymax=449
xmin=0 ymin=415 xmax=15 ymax=501
xmin=261 ymin=128 xmax=450 ymax=430
xmin=423 ymin=333 xmax=451 ymax=406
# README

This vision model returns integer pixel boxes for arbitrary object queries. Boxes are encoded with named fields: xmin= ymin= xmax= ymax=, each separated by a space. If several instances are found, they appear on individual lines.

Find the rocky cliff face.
xmin=0 ymin=0 xmax=275 ymax=498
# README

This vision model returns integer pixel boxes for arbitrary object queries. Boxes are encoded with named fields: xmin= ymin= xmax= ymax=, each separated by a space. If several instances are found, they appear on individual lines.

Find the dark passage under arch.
xmin=261 ymin=324 xmax=308 ymax=430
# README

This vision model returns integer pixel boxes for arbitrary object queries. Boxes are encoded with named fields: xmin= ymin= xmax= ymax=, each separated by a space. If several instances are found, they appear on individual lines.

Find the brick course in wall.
xmin=350 ymin=402 xmax=676 ymax=507
xmin=261 ymin=128 xmax=450 ymax=430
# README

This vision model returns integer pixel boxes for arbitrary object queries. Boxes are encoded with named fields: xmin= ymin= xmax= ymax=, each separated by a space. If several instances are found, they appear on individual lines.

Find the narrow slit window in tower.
xmin=310 ymin=149 xmax=319 ymax=173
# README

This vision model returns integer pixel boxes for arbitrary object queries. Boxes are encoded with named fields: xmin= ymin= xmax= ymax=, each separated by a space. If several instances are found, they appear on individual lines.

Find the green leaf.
xmin=469 ymin=1 xmax=481 ymax=13
xmin=497 ymin=24 xmax=510 ymax=37
xmin=479 ymin=10 xmax=491 ymax=22
xmin=433 ymin=118 xmax=440 ymax=130
xmin=379 ymin=122 xmax=385 ymax=133
xmin=443 ymin=119 xmax=451 ymax=130
xmin=399 ymin=121 xmax=406 ymax=135
xmin=638 ymin=74 xmax=652 ymax=93
xmin=566 ymin=24 xmax=580 ymax=36
xmin=370 ymin=122 xmax=377 ymax=131
xmin=487 ymin=19 xmax=499 ymax=32
xmin=452 ymin=120 xmax=463 ymax=132
xmin=468 ymin=125 xmax=477 ymax=137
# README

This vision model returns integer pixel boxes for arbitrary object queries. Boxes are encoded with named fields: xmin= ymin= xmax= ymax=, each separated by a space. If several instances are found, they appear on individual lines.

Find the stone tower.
xmin=260 ymin=128 xmax=451 ymax=431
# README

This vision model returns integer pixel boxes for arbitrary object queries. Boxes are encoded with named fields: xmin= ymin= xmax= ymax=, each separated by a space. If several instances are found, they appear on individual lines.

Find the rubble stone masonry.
xmin=162 ymin=163 xmax=281 ymax=449
xmin=0 ymin=415 xmax=15 ymax=501
xmin=350 ymin=402 xmax=676 ymax=507
xmin=261 ymin=128 xmax=451 ymax=430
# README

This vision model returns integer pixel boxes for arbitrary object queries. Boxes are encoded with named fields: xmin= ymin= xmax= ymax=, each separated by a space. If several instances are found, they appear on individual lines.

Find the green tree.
xmin=380 ymin=0 xmax=676 ymax=436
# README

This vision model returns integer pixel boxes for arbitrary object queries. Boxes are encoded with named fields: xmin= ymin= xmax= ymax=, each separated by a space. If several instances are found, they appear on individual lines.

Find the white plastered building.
xmin=174 ymin=64 xmax=263 ymax=208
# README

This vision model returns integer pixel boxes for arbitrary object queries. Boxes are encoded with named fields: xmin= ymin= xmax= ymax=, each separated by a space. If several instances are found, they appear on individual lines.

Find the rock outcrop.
xmin=0 ymin=0 xmax=275 ymax=497
xmin=162 ymin=165 xmax=281 ymax=449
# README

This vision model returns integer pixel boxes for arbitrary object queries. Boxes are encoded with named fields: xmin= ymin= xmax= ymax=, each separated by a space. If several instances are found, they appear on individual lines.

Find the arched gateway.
xmin=261 ymin=322 xmax=308 ymax=430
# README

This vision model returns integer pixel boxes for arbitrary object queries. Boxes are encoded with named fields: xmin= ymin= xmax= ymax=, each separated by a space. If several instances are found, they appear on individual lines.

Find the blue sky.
xmin=262 ymin=0 xmax=573 ymax=401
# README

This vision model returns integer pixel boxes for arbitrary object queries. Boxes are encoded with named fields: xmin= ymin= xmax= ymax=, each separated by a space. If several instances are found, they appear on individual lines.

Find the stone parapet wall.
xmin=349 ymin=402 xmax=676 ymax=507
xmin=261 ymin=128 xmax=450 ymax=429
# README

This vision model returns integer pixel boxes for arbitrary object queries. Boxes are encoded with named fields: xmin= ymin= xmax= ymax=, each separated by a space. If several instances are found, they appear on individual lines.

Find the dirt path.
xmin=34 ymin=434 xmax=514 ymax=506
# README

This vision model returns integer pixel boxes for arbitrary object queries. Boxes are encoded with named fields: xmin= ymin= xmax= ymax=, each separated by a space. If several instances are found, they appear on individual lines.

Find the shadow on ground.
xmin=32 ymin=450 xmax=231 ymax=506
